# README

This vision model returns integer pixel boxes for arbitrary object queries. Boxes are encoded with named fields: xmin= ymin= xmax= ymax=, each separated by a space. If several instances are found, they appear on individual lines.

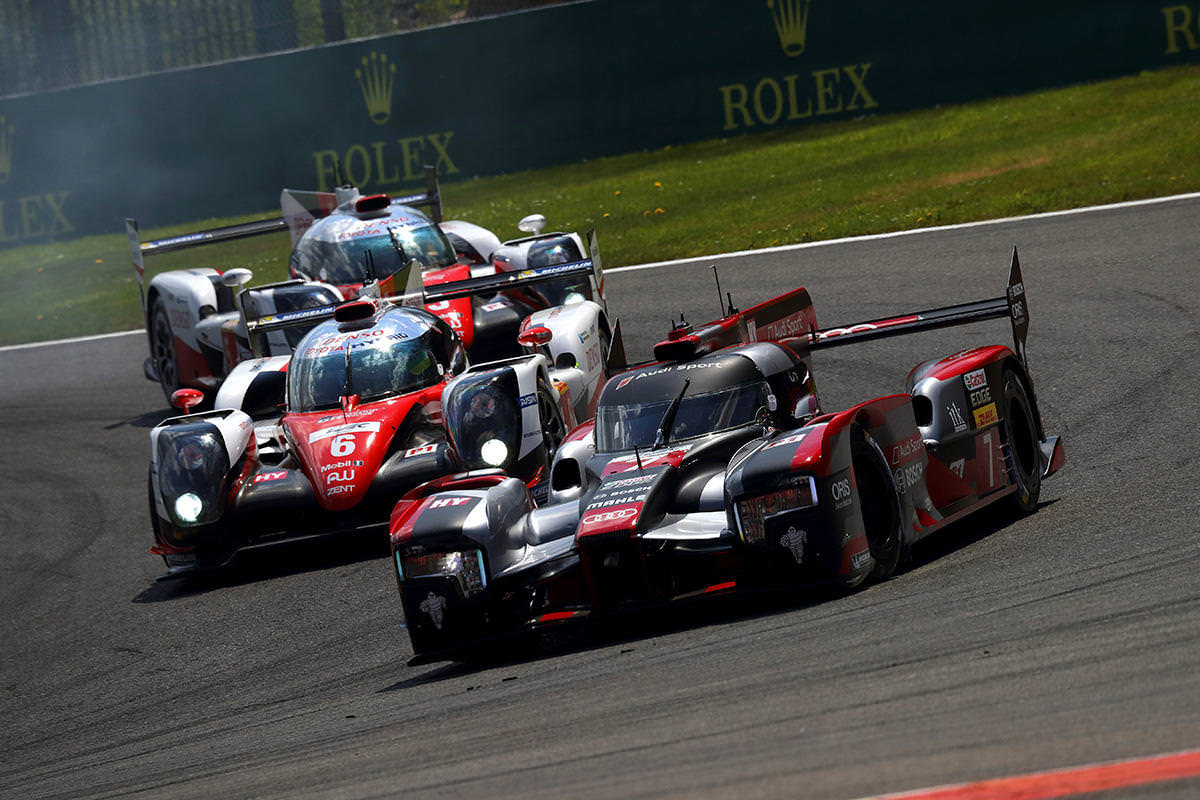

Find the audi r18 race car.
xmin=147 ymin=282 xmax=619 ymax=579
xmin=128 ymin=168 xmax=612 ymax=404
xmin=386 ymin=249 xmax=1066 ymax=662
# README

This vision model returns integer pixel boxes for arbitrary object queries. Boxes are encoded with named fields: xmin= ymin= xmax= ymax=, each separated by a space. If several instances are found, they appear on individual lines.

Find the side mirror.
xmin=170 ymin=388 xmax=205 ymax=414
xmin=518 ymin=214 xmax=546 ymax=235
xmin=221 ymin=268 xmax=253 ymax=288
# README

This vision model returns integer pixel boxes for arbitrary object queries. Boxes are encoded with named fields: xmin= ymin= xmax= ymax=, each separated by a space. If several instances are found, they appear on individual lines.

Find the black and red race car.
xmin=386 ymin=249 xmax=1065 ymax=662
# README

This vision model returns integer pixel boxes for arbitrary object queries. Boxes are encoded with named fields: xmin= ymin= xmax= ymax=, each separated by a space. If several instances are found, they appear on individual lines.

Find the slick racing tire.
xmin=149 ymin=297 xmax=183 ymax=403
xmin=850 ymin=424 xmax=903 ymax=582
xmin=1002 ymin=367 xmax=1042 ymax=514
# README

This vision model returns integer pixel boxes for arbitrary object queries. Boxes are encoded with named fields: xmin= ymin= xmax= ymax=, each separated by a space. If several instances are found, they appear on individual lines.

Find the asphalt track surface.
xmin=2 ymin=197 xmax=1199 ymax=799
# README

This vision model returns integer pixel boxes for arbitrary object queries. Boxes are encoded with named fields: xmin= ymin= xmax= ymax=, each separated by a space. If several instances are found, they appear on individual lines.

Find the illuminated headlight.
xmin=480 ymin=438 xmax=509 ymax=466
xmin=735 ymin=477 xmax=817 ymax=544
xmin=400 ymin=549 xmax=487 ymax=595
xmin=174 ymin=492 xmax=204 ymax=524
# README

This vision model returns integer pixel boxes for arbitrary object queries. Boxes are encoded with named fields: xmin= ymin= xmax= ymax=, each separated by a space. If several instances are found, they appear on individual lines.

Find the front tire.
xmin=850 ymin=425 xmax=903 ymax=581
xmin=1002 ymin=368 xmax=1042 ymax=514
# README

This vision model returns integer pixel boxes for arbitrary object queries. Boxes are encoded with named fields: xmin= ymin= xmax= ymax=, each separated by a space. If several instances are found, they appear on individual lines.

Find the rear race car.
xmin=146 ymin=292 xmax=593 ymax=579
xmin=128 ymin=168 xmax=619 ymax=406
xmin=387 ymin=249 xmax=1065 ymax=662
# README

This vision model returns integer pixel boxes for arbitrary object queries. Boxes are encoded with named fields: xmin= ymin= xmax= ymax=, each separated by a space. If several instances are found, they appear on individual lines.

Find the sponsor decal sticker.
xmin=764 ymin=430 xmax=809 ymax=450
xmin=614 ymin=361 xmax=725 ymax=391
xmin=830 ymin=476 xmax=852 ymax=509
xmin=404 ymin=443 xmax=438 ymax=458
xmin=779 ymin=526 xmax=807 ymax=564
xmin=973 ymin=402 xmax=998 ymax=428
xmin=480 ymin=300 xmax=506 ymax=313
xmin=325 ymin=470 xmax=356 ymax=483
xmin=427 ymin=496 xmax=472 ymax=509
xmin=947 ymin=401 xmax=968 ymax=433
xmin=581 ymin=507 xmax=638 ymax=526
xmin=419 ymin=591 xmax=448 ymax=629
xmin=890 ymin=433 xmax=922 ymax=465
xmin=892 ymin=461 xmax=924 ymax=494
xmin=321 ymin=459 xmax=364 ymax=472
xmin=851 ymin=549 xmax=872 ymax=570
xmin=308 ymin=421 xmax=381 ymax=443
xmin=518 ymin=392 xmax=537 ymax=408
xmin=963 ymin=368 xmax=988 ymax=391
xmin=253 ymin=471 xmax=286 ymax=483
xmin=327 ymin=485 xmax=353 ymax=495
xmin=949 ymin=458 xmax=965 ymax=478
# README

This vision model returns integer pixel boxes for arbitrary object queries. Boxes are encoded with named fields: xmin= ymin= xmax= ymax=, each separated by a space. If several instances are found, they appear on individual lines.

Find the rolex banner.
xmin=0 ymin=0 xmax=1194 ymax=244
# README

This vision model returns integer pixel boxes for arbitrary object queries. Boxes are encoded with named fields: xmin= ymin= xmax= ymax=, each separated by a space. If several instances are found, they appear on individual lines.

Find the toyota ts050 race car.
xmin=147 ymin=275 xmax=623 ymax=579
xmin=128 ymin=167 xmax=614 ymax=404
xmin=386 ymin=249 xmax=1066 ymax=662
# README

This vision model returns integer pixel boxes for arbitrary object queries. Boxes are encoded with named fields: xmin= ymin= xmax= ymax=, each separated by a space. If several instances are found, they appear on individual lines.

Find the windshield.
xmin=293 ymin=223 xmax=456 ymax=285
xmin=595 ymin=380 xmax=771 ymax=452
xmin=287 ymin=321 xmax=449 ymax=411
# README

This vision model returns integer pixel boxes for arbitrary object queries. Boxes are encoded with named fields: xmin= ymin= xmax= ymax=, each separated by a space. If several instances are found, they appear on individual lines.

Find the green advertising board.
xmin=0 ymin=0 xmax=1196 ymax=245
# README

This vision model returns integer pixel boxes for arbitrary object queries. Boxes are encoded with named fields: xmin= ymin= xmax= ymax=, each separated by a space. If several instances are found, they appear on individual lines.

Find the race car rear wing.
xmin=806 ymin=247 xmax=1029 ymax=367
xmin=125 ymin=166 xmax=442 ymax=313
xmin=422 ymin=259 xmax=600 ymax=305
xmin=651 ymin=248 xmax=1031 ymax=369
xmin=241 ymin=259 xmax=604 ymax=359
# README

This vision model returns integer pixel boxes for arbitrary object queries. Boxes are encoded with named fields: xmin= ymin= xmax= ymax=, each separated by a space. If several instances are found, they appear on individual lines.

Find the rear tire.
xmin=149 ymin=298 xmax=182 ymax=403
xmin=1002 ymin=368 xmax=1042 ymax=514
xmin=850 ymin=425 xmax=903 ymax=581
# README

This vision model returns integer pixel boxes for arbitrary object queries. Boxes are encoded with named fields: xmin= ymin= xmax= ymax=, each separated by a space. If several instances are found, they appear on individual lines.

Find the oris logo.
xmin=582 ymin=508 xmax=637 ymax=525
xmin=831 ymin=478 xmax=851 ymax=501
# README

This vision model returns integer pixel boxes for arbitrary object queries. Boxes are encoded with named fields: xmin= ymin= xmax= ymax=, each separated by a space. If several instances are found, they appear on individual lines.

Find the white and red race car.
xmin=127 ymin=168 xmax=620 ymax=421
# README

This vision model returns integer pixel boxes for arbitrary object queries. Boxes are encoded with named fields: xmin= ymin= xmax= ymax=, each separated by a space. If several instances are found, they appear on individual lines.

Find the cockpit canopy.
xmin=287 ymin=307 xmax=462 ymax=412
xmin=291 ymin=210 xmax=457 ymax=287
xmin=594 ymin=354 xmax=772 ymax=453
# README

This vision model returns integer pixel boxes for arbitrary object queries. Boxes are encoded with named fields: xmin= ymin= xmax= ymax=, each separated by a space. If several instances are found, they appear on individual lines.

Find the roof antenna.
xmin=712 ymin=265 xmax=738 ymax=316
xmin=633 ymin=444 xmax=644 ymax=471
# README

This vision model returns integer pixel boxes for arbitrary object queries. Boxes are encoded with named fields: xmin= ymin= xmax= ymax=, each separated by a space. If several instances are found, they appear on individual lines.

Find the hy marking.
xmin=5 ymin=191 xmax=1199 ymax=352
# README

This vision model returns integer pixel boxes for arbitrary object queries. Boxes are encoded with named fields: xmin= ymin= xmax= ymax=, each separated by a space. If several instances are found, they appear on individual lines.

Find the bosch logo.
xmin=582 ymin=508 xmax=637 ymax=525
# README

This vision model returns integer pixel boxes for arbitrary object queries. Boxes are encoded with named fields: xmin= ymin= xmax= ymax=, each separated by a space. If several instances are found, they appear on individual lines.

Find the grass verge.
xmin=2 ymin=64 xmax=1197 ymax=346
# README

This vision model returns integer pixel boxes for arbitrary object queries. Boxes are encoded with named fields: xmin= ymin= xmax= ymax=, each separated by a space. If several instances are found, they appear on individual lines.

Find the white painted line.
xmin=5 ymin=190 xmax=1197 ymax=353
xmin=0 ymin=328 xmax=143 ymax=353
xmin=606 ymin=191 xmax=1200 ymax=274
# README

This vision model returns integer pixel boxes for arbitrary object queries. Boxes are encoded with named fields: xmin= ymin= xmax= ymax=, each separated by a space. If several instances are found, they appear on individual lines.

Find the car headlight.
xmin=174 ymin=492 xmax=204 ymax=523
xmin=735 ymin=476 xmax=817 ymax=544
xmin=155 ymin=425 xmax=230 ymax=527
xmin=445 ymin=370 xmax=521 ymax=470
xmin=399 ymin=549 xmax=488 ymax=596
xmin=480 ymin=438 xmax=509 ymax=466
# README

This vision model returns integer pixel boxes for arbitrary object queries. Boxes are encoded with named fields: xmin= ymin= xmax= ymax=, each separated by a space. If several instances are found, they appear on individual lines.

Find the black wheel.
xmin=1002 ymin=368 xmax=1041 ymax=514
xmin=149 ymin=297 xmax=182 ymax=403
xmin=537 ymin=380 xmax=567 ymax=460
xmin=850 ymin=425 xmax=903 ymax=581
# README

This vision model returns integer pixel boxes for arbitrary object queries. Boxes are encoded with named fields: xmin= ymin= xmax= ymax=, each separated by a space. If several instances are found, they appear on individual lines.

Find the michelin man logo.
xmin=779 ymin=526 xmax=807 ymax=565
xmin=419 ymin=591 xmax=448 ymax=629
